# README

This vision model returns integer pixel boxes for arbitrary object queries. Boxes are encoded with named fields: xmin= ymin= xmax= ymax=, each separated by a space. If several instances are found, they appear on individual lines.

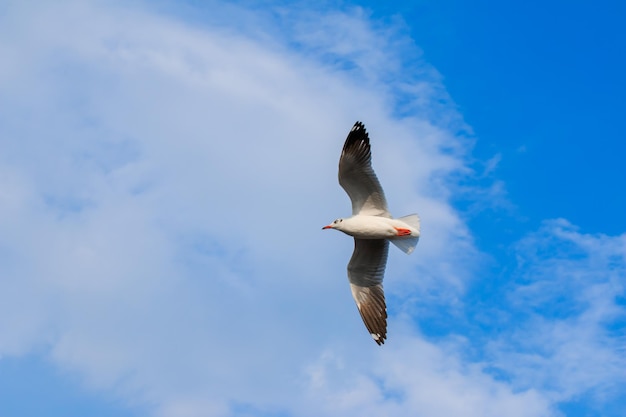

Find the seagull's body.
xmin=327 ymin=215 xmax=419 ymax=240
xmin=323 ymin=121 xmax=420 ymax=345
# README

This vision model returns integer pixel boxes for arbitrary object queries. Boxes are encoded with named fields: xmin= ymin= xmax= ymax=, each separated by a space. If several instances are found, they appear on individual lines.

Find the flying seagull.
xmin=323 ymin=121 xmax=420 ymax=345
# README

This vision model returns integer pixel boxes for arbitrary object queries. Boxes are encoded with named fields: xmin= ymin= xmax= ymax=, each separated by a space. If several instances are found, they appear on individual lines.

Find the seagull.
xmin=323 ymin=121 xmax=420 ymax=345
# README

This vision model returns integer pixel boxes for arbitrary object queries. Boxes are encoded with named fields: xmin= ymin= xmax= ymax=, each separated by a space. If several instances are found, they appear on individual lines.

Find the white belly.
xmin=341 ymin=215 xmax=419 ymax=239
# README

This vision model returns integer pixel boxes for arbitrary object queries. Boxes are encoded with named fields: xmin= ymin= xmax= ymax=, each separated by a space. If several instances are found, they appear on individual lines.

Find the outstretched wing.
xmin=347 ymin=238 xmax=389 ymax=345
xmin=338 ymin=122 xmax=390 ymax=217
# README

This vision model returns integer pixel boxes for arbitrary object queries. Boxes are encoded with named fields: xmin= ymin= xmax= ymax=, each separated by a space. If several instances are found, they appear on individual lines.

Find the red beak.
xmin=322 ymin=225 xmax=332 ymax=230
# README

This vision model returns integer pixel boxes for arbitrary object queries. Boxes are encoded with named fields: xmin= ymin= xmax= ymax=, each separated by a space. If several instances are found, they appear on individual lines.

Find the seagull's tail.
xmin=398 ymin=213 xmax=421 ymax=232
xmin=389 ymin=214 xmax=420 ymax=254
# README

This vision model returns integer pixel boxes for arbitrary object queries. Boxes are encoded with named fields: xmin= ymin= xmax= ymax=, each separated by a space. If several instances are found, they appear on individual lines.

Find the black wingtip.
xmin=349 ymin=121 xmax=367 ymax=137
xmin=343 ymin=121 xmax=370 ymax=153
xmin=351 ymin=121 xmax=365 ymax=131
xmin=341 ymin=121 xmax=372 ymax=167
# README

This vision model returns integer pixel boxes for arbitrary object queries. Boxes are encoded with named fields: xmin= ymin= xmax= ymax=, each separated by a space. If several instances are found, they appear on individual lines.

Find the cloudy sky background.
xmin=1 ymin=1 xmax=624 ymax=416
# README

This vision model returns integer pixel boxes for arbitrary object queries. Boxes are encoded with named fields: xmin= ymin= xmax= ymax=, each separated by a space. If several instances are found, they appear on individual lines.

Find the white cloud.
xmin=0 ymin=1 xmax=484 ymax=414
xmin=300 ymin=332 xmax=553 ymax=417
xmin=491 ymin=219 xmax=626 ymax=404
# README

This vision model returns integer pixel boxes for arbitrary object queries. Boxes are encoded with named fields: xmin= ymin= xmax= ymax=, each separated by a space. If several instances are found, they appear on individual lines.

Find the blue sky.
xmin=0 ymin=1 xmax=624 ymax=416
xmin=395 ymin=0 xmax=626 ymax=235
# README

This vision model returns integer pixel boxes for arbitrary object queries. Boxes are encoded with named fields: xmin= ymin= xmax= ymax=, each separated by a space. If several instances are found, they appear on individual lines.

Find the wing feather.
xmin=338 ymin=122 xmax=390 ymax=217
xmin=347 ymin=238 xmax=389 ymax=345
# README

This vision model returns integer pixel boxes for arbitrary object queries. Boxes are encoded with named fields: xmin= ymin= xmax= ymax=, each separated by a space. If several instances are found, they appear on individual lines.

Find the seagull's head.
xmin=322 ymin=218 xmax=345 ymax=231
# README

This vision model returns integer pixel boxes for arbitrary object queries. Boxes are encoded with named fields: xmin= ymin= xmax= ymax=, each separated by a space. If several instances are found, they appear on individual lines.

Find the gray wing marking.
xmin=338 ymin=122 xmax=390 ymax=217
xmin=347 ymin=238 xmax=389 ymax=345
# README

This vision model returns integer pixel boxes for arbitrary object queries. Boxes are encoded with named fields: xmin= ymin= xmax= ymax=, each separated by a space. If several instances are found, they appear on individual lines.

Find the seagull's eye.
xmin=334 ymin=220 xmax=338 ymax=224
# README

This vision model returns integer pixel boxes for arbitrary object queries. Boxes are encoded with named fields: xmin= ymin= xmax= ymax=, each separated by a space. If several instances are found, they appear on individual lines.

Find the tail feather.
xmin=390 ymin=237 xmax=418 ymax=254
xmin=398 ymin=214 xmax=420 ymax=233
xmin=389 ymin=214 xmax=420 ymax=254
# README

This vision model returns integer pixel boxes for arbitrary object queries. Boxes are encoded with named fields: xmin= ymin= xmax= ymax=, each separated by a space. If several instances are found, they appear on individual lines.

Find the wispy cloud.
xmin=493 ymin=220 xmax=626 ymax=400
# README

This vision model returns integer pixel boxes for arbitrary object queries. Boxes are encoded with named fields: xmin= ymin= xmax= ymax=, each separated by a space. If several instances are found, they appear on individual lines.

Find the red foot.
xmin=395 ymin=227 xmax=412 ymax=236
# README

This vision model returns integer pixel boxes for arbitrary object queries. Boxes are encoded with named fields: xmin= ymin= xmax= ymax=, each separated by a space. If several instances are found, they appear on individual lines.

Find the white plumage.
xmin=323 ymin=121 xmax=420 ymax=345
